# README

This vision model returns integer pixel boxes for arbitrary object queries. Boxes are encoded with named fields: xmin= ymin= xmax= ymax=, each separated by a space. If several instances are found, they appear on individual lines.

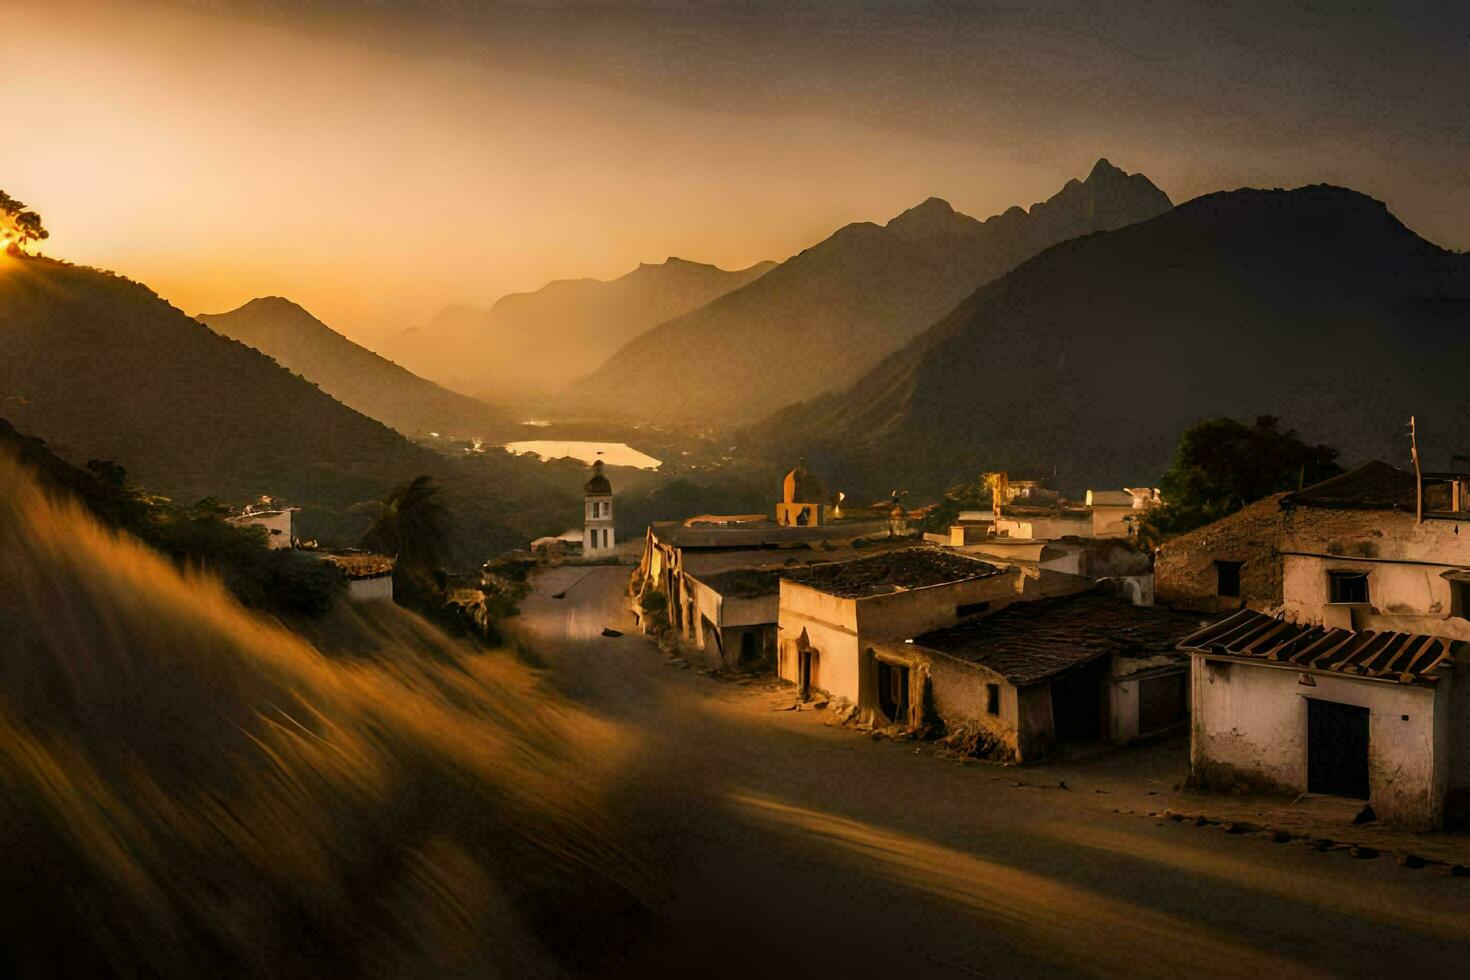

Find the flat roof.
xmin=780 ymin=548 xmax=1002 ymax=599
xmin=914 ymin=590 xmax=1206 ymax=685
xmin=690 ymin=567 xmax=784 ymax=599
xmin=651 ymin=518 xmax=889 ymax=549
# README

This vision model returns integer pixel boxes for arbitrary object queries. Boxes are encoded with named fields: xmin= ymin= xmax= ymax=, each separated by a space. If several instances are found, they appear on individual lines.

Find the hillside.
xmin=0 ymin=254 xmax=581 ymax=555
xmin=746 ymin=185 xmax=1470 ymax=497
xmin=386 ymin=256 xmax=776 ymax=400
xmin=198 ymin=297 xmax=512 ymax=440
xmin=563 ymin=159 xmax=1172 ymax=426
xmin=0 ymin=452 xmax=630 ymax=974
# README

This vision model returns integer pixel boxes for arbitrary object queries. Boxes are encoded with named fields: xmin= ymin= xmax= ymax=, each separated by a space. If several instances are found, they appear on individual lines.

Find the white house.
xmin=775 ymin=548 xmax=1024 ymax=717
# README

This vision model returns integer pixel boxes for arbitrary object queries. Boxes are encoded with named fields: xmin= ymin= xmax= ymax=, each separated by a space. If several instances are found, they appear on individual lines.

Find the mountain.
xmin=563 ymin=159 xmax=1173 ymax=426
xmin=0 ymin=255 xmax=580 ymax=554
xmin=198 ymin=297 xmax=511 ymax=440
xmin=385 ymin=256 xmax=776 ymax=401
xmin=745 ymin=184 xmax=1470 ymax=497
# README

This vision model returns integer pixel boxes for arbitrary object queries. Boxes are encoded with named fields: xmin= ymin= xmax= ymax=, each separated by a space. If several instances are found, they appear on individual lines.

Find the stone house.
xmin=869 ymin=590 xmax=1203 ymax=759
xmin=1156 ymin=461 xmax=1470 ymax=631
xmin=775 ymin=549 xmax=1024 ymax=717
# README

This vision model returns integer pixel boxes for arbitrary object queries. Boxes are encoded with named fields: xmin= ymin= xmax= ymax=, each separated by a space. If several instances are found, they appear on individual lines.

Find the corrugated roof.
xmin=913 ymin=590 xmax=1204 ymax=685
xmin=1177 ymin=608 xmax=1455 ymax=684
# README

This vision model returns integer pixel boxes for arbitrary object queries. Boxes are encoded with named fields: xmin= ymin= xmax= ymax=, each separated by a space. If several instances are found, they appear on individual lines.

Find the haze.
xmin=7 ymin=0 xmax=1468 ymax=345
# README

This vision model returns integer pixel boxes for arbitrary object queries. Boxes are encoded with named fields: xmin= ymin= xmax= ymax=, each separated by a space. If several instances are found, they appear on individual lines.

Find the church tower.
xmin=583 ymin=458 xmax=615 ymax=558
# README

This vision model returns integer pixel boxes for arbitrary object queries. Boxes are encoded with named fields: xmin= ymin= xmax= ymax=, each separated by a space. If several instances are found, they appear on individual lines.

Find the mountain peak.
xmin=885 ymin=197 xmax=972 ymax=237
xmin=1086 ymin=158 xmax=1127 ymax=182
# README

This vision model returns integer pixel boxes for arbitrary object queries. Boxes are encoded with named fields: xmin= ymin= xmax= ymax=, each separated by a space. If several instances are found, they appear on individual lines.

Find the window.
xmin=1328 ymin=571 xmax=1369 ymax=604
xmin=1214 ymin=560 xmax=1243 ymax=598
xmin=957 ymin=600 xmax=990 ymax=618
xmin=1453 ymin=581 xmax=1470 ymax=619
xmin=986 ymin=683 xmax=1000 ymax=715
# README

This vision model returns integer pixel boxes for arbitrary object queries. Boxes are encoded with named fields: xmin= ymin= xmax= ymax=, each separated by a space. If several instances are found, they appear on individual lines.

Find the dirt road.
xmin=512 ymin=565 xmax=1470 ymax=977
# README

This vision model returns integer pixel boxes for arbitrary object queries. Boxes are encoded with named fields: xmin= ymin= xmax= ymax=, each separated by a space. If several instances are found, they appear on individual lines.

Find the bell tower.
xmin=583 ymin=458 xmax=615 ymax=558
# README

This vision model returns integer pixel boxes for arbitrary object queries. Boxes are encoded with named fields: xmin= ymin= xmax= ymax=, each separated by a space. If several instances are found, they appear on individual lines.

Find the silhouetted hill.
xmin=0 ymin=255 xmax=582 ymax=556
xmin=564 ymin=159 xmax=1172 ymax=425
xmin=198 ymin=297 xmax=512 ymax=440
xmin=746 ymin=185 xmax=1470 ymax=497
xmin=386 ymin=256 xmax=775 ymax=400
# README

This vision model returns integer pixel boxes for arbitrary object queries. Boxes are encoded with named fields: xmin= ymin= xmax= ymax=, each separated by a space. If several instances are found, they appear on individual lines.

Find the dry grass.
xmin=0 ymin=454 xmax=637 ymax=976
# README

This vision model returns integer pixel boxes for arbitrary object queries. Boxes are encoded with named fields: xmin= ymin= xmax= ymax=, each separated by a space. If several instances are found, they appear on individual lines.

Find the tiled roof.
xmin=1282 ymin=460 xmax=1417 ymax=512
xmin=781 ymin=548 xmax=1001 ymax=599
xmin=1177 ymin=608 xmax=1455 ymax=684
xmin=913 ymin=590 xmax=1205 ymax=685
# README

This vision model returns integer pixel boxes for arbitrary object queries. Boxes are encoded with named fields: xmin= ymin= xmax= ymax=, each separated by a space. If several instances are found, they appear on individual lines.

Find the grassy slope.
xmin=0 ymin=451 xmax=638 ymax=975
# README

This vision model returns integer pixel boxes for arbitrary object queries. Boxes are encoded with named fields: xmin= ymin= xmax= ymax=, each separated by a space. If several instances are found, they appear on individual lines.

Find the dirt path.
xmin=512 ymin=566 xmax=1470 ymax=977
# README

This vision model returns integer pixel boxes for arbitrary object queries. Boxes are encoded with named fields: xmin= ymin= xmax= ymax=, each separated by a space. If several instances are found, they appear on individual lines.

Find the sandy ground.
xmin=511 ymin=565 xmax=1470 ymax=978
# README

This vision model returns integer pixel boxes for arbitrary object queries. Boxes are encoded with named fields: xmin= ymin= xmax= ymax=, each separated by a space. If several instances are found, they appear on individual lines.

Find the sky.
xmin=6 ymin=0 xmax=1468 ymax=343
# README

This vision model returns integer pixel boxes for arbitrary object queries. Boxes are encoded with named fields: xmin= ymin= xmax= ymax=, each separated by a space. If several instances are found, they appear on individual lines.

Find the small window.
xmin=1451 ymin=581 xmax=1469 ymax=619
xmin=1329 ymin=571 xmax=1369 ymax=604
xmin=1214 ymin=560 xmax=1242 ymax=598
xmin=957 ymin=600 xmax=990 ymax=618
xmin=986 ymin=683 xmax=1000 ymax=715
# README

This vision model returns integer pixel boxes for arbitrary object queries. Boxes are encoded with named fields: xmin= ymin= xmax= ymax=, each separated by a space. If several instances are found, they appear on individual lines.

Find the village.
xmin=492 ymin=449 xmax=1470 ymax=849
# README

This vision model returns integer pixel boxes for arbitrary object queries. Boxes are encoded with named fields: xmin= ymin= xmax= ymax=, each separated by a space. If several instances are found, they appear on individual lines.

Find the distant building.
xmin=871 ymin=590 xmax=1202 ymax=759
xmin=775 ymin=548 xmax=1024 ymax=714
xmin=228 ymin=500 xmax=297 ymax=550
xmin=319 ymin=553 xmax=395 ymax=603
xmin=583 ymin=459 xmax=616 ymax=558
xmin=777 ymin=460 xmax=826 ymax=527
xmin=531 ymin=528 xmax=584 ymax=559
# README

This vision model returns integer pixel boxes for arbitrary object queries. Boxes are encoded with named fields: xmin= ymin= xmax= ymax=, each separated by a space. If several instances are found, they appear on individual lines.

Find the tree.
xmin=0 ymin=190 xmax=49 ymax=252
xmin=1140 ymin=415 xmax=1341 ymax=544
xmin=362 ymin=475 xmax=450 ymax=571
xmin=918 ymin=472 xmax=1003 ymax=533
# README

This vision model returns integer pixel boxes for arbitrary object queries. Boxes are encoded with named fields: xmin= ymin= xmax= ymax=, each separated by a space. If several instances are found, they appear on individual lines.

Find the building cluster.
xmin=612 ymin=454 xmax=1470 ymax=830
xmin=1158 ymin=460 xmax=1470 ymax=830
xmin=627 ymin=460 xmax=1193 ymax=759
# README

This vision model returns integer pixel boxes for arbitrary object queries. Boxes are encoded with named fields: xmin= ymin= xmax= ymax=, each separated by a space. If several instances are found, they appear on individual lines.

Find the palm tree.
xmin=362 ymin=475 xmax=449 ymax=570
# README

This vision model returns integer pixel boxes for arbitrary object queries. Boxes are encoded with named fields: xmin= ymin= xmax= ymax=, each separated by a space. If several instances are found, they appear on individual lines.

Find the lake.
xmin=503 ymin=440 xmax=662 ymax=470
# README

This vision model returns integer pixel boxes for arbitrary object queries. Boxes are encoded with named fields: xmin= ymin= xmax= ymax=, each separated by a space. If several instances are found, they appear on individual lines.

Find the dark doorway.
xmin=1214 ymin=560 xmax=1243 ymax=598
xmin=1307 ymin=698 xmax=1370 ymax=799
xmin=798 ymin=648 xmax=822 ymax=699
xmin=877 ymin=661 xmax=909 ymax=723
xmin=740 ymin=630 xmax=757 ymax=662
xmin=1051 ymin=658 xmax=1107 ymax=743
xmin=1138 ymin=673 xmax=1188 ymax=734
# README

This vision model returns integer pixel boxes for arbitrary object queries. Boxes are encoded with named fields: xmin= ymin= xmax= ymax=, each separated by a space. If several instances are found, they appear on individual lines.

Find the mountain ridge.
xmin=562 ymin=159 xmax=1173 ymax=425
xmin=744 ymin=183 xmax=1470 ymax=497
xmin=198 ymin=296 xmax=512 ymax=440
xmin=386 ymin=255 xmax=776 ymax=400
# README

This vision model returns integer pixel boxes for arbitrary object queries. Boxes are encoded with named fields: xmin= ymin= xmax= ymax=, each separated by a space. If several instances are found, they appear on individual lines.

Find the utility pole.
xmin=1409 ymin=416 xmax=1423 ymax=524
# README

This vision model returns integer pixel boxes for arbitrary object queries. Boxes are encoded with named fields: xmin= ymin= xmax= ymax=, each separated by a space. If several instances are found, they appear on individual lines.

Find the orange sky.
xmin=7 ymin=1 xmax=1467 ymax=345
